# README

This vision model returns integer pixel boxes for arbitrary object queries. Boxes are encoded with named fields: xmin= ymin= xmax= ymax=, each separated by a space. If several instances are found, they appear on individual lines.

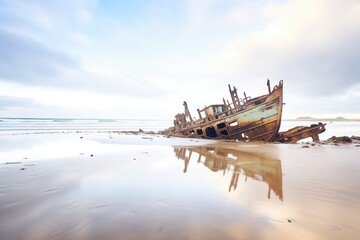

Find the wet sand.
xmin=0 ymin=132 xmax=359 ymax=240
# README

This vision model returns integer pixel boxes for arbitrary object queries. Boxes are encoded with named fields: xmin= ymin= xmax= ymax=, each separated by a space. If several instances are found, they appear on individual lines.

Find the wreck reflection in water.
xmin=174 ymin=146 xmax=283 ymax=201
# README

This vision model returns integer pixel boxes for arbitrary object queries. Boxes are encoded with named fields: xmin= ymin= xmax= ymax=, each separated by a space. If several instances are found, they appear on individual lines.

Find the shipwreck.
xmin=162 ymin=80 xmax=326 ymax=142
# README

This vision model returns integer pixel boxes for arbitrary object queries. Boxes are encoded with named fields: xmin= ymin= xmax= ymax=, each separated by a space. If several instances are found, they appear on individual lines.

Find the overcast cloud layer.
xmin=0 ymin=0 xmax=359 ymax=119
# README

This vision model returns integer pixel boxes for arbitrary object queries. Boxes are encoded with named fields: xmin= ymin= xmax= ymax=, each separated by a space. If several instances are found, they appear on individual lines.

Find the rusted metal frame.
xmin=206 ymin=93 xmax=276 ymax=128
xmin=269 ymin=85 xmax=283 ymax=142
xmin=227 ymin=97 xmax=278 ymax=125
xmin=229 ymin=114 xmax=278 ymax=135
xmin=175 ymin=96 xmax=280 ymax=139
xmin=248 ymin=130 xmax=278 ymax=141
xmin=174 ymin=114 xmax=220 ymax=132
xmin=227 ymin=98 xmax=279 ymax=133
xmin=173 ymin=116 xmax=227 ymax=136
xmin=230 ymin=125 xmax=276 ymax=141
xmin=167 ymin=80 xmax=285 ymax=141
xmin=282 ymin=125 xmax=324 ymax=142
xmin=178 ymin=117 xmax=277 ymax=140
xmin=242 ymin=97 xmax=279 ymax=115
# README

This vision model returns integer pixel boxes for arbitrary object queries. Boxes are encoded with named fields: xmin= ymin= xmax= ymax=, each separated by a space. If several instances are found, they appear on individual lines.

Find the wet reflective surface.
xmin=0 ymin=133 xmax=360 ymax=239
xmin=174 ymin=146 xmax=283 ymax=200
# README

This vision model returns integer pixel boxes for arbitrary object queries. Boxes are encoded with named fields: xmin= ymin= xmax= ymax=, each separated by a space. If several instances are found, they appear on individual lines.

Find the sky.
xmin=0 ymin=0 xmax=359 ymax=120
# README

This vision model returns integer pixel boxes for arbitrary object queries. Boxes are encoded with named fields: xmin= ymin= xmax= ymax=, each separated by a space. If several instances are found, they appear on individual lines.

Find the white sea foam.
xmin=1 ymin=118 xmax=359 ymax=140
xmin=0 ymin=118 xmax=172 ymax=134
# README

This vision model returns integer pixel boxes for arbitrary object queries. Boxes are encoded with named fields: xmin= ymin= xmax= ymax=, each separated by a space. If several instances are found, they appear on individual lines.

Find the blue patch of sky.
xmin=86 ymin=1 xmax=193 ymax=63
xmin=97 ymin=0 xmax=185 ymax=27
xmin=0 ymin=1 xmax=19 ymax=27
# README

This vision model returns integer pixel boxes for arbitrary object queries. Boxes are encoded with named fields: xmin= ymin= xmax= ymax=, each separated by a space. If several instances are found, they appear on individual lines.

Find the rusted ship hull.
xmin=222 ymin=91 xmax=282 ymax=141
xmin=163 ymin=80 xmax=283 ymax=142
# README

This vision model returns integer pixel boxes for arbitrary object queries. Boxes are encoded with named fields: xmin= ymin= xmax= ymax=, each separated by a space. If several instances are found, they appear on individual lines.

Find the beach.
xmin=2 ymin=0 xmax=360 ymax=239
xmin=0 ymin=127 xmax=359 ymax=240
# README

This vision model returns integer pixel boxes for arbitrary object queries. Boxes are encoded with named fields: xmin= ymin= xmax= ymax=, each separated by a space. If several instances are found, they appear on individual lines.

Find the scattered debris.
xmin=316 ymin=135 xmax=360 ymax=145
xmin=275 ymin=123 xmax=326 ymax=143
xmin=142 ymin=136 xmax=153 ymax=140
xmin=328 ymin=136 xmax=352 ymax=143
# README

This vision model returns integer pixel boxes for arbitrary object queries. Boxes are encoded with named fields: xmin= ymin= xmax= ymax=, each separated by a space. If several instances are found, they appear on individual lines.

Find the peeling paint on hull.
xmin=162 ymin=80 xmax=284 ymax=142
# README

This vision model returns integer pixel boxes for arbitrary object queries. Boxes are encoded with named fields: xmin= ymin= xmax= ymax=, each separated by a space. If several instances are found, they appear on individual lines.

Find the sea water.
xmin=0 ymin=118 xmax=359 ymax=140
xmin=0 ymin=118 xmax=172 ymax=135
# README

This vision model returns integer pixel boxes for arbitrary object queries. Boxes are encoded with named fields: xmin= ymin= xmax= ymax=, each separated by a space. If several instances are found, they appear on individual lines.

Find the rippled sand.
xmin=0 ymin=132 xmax=359 ymax=240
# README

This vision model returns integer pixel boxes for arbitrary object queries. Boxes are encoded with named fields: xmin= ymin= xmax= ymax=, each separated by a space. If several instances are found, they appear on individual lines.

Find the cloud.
xmin=0 ymin=28 xmax=171 ymax=99
xmin=0 ymin=27 xmax=80 ymax=84
xmin=0 ymin=95 xmax=37 ymax=110
xmin=0 ymin=95 xmax=62 ymax=117
xmin=208 ymin=0 xmax=360 ymax=97
xmin=1 ymin=0 xmax=96 ymax=29
xmin=0 ymin=80 xmax=181 ymax=119
xmin=0 ymin=0 xmax=358 ymax=118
